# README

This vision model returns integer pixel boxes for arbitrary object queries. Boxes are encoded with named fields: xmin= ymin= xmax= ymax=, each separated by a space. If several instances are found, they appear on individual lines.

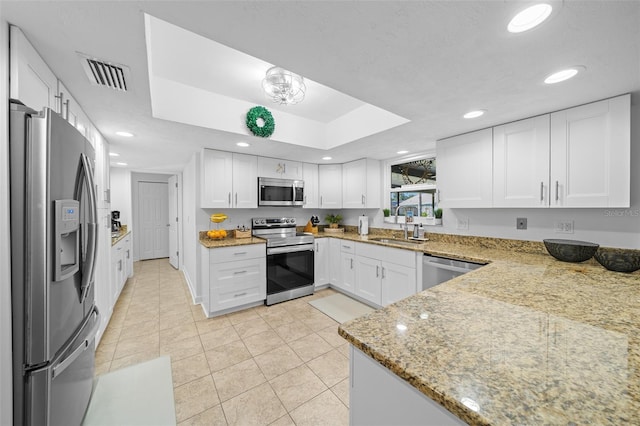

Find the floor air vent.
xmin=79 ymin=53 xmax=131 ymax=92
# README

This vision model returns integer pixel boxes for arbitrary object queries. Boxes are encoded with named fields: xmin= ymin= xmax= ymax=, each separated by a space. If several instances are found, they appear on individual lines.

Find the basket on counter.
xmin=234 ymin=229 xmax=251 ymax=239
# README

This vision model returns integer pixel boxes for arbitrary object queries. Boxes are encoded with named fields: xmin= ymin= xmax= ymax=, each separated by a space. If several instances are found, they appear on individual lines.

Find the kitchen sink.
xmin=369 ymin=237 xmax=424 ymax=247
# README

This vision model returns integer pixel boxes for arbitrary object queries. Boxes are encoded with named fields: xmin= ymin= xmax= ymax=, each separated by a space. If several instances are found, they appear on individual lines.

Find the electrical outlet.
xmin=457 ymin=218 xmax=469 ymax=230
xmin=555 ymin=220 xmax=574 ymax=234
xmin=516 ymin=217 xmax=527 ymax=230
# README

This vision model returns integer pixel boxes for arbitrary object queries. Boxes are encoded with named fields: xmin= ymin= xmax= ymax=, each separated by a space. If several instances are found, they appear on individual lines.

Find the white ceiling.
xmin=2 ymin=1 xmax=639 ymax=173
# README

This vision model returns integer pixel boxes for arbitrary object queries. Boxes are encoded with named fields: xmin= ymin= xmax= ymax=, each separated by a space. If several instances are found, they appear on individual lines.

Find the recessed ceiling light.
xmin=322 ymin=156 xmax=332 ymax=161
xmin=463 ymin=110 xmax=485 ymax=119
xmin=508 ymin=3 xmax=553 ymax=33
xmin=109 ymin=152 xmax=120 ymax=157
xmin=236 ymin=142 xmax=250 ymax=147
xmin=116 ymin=162 xmax=128 ymax=166
xmin=397 ymin=150 xmax=409 ymax=154
xmin=115 ymin=131 xmax=134 ymax=137
xmin=544 ymin=67 xmax=583 ymax=84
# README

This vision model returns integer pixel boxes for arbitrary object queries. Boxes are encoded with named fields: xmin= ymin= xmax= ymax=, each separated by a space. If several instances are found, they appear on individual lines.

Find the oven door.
xmin=266 ymin=244 xmax=314 ymax=296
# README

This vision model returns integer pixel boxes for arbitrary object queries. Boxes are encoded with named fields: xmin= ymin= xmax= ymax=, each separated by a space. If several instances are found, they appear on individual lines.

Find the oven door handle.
xmin=267 ymin=244 xmax=315 ymax=255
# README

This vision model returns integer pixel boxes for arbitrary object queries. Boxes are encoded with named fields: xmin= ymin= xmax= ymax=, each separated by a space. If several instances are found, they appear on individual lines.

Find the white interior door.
xmin=139 ymin=181 xmax=169 ymax=260
xmin=168 ymin=175 xmax=179 ymax=269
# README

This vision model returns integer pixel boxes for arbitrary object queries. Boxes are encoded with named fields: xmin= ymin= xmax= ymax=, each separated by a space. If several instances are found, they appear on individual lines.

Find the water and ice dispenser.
xmin=54 ymin=200 xmax=80 ymax=281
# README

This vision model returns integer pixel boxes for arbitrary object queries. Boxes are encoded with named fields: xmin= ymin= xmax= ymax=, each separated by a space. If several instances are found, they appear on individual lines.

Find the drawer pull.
xmin=234 ymin=292 xmax=247 ymax=298
xmin=233 ymin=270 xmax=247 ymax=275
xmin=233 ymin=252 xmax=247 ymax=256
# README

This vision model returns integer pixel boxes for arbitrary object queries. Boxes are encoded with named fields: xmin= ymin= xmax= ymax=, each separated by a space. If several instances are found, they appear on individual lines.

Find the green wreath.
xmin=246 ymin=106 xmax=275 ymax=138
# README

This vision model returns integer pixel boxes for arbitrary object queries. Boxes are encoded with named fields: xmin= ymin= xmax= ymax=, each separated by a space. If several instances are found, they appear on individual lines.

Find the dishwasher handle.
xmin=423 ymin=255 xmax=485 ymax=274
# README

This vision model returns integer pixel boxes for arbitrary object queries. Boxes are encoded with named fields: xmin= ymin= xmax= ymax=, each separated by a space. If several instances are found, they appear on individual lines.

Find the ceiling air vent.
xmin=78 ymin=52 xmax=131 ymax=92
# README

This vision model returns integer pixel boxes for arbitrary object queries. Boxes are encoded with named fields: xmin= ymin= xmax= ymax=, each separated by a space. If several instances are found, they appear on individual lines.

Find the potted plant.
xmin=325 ymin=214 xmax=343 ymax=229
xmin=434 ymin=208 xmax=443 ymax=225
xmin=383 ymin=208 xmax=390 ymax=217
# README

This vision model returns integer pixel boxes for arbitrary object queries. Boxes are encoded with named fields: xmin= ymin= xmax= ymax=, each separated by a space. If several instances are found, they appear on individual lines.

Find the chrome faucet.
xmin=395 ymin=206 xmax=409 ymax=239
xmin=402 ymin=222 xmax=408 ymax=239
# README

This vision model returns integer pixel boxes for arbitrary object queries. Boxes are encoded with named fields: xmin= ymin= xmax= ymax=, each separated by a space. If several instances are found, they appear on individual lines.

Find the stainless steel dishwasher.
xmin=422 ymin=254 xmax=485 ymax=290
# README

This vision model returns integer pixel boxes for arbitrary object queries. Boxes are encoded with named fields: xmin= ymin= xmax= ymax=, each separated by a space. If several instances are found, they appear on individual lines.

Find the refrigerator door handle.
xmin=52 ymin=307 xmax=100 ymax=379
xmin=74 ymin=153 xmax=99 ymax=302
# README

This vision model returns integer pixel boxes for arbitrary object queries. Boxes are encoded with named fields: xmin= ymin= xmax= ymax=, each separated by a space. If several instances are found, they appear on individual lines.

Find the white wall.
xmin=0 ymin=15 xmax=13 ymax=426
xmin=109 ymin=168 xmax=132 ymax=228
xmin=182 ymin=153 xmax=200 ymax=302
xmin=366 ymin=103 xmax=640 ymax=249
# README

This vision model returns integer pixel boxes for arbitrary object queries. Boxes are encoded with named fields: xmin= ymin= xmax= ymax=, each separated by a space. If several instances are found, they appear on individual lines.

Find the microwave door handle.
xmin=73 ymin=153 xmax=98 ymax=302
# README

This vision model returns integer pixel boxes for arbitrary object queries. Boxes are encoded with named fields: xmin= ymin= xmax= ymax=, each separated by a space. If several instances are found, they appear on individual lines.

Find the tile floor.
xmin=95 ymin=259 xmax=350 ymax=426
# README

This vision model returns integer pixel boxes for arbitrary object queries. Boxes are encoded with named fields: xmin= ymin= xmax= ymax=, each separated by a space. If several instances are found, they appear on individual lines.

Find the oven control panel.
xmin=252 ymin=217 xmax=296 ymax=228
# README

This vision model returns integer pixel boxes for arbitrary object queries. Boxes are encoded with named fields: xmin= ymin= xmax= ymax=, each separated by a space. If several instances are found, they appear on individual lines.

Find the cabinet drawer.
xmin=210 ymin=244 xmax=265 ymax=264
xmin=340 ymin=241 xmax=356 ymax=254
xmin=211 ymin=258 xmax=266 ymax=310
xmin=356 ymin=243 xmax=415 ymax=268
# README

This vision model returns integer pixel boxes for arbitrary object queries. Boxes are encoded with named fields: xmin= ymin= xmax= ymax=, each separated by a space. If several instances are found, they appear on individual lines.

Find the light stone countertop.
xmin=329 ymin=231 xmax=640 ymax=425
xmin=111 ymin=229 xmax=131 ymax=247
xmin=198 ymin=231 xmax=266 ymax=249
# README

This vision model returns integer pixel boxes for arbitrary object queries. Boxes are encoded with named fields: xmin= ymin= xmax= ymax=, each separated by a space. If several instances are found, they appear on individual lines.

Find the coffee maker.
xmin=111 ymin=211 xmax=122 ymax=232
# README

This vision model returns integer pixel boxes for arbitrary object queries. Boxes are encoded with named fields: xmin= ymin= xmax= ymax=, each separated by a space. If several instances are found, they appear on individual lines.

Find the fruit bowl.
xmin=543 ymin=239 xmax=599 ymax=263
xmin=207 ymin=229 xmax=227 ymax=240
xmin=594 ymin=247 xmax=640 ymax=273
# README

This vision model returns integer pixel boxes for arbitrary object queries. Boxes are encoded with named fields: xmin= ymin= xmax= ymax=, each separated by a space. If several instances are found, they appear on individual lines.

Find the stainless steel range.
xmin=252 ymin=217 xmax=315 ymax=305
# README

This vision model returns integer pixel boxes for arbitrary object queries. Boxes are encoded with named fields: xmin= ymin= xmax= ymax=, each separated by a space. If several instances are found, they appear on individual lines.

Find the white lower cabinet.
xmin=338 ymin=241 xmax=356 ymax=294
xmin=110 ymin=232 xmax=133 ymax=303
xmin=350 ymin=346 xmax=465 ymax=426
xmin=207 ymin=244 xmax=266 ymax=315
xmin=328 ymin=238 xmax=343 ymax=288
xmin=314 ymin=238 xmax=329 ymax=287
xmin=353 ymin=242 xmax=417 ymax=307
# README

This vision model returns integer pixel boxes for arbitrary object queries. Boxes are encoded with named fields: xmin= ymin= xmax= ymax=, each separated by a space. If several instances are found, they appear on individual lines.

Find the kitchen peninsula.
xmin=338 ymin=237 xmax=640 ymax=425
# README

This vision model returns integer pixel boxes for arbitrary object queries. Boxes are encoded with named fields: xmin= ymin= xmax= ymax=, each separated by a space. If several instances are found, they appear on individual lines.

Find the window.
xmin=387 ymin=156 xmax=437 ymax=217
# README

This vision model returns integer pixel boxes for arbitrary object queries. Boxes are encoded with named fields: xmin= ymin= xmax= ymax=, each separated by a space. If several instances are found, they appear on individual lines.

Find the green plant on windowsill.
xmin=434 ymin=208 xmax=443 ymax=219
xmin=325 ymin=214 xmax=343 ymax=228
xmin=383 ymin=209 xmax=390 ymax=217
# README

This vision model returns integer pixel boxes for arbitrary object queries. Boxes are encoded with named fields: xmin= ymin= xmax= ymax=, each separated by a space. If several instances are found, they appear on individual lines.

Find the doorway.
xmin=138 ymin=181 xmax=169 ymax=260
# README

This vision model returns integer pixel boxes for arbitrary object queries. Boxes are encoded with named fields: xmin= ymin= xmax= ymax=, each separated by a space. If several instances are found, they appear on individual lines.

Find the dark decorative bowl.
xmin=594 ymin=248 xmax=640 ymax=273
xmin=543 ymin=239 xmax=599 ymax=263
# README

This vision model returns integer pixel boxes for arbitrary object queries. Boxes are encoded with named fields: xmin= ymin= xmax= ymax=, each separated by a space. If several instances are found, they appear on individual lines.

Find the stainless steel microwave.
xmin=258 ymin=177 xmax=304 ymax=206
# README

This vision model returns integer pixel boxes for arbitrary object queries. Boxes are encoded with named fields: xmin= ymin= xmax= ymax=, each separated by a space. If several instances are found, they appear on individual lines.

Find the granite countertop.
xmin=335 ymin=231 xmax=640 ymax=425
xmin=111 ymin=229 xmax=131 ymax=246
xmin=198 ymin=231 xmax=265 ymax=248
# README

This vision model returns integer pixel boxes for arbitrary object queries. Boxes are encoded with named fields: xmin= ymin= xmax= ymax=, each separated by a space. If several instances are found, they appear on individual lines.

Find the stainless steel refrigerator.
xmin=9 ymin=100 xmax=101 ymax=426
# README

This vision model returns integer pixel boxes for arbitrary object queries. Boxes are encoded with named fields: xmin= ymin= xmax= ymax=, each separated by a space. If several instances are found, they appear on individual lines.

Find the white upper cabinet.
xmin=342 ymin=158 xmax=381 ymax=209
xmin=257 ymin=157 xmax=302 ymax=180
xmin=436 ymin=128 xmax=493 ymax=208
xmin=232 ymin=153 xmax=258 ymax=208
xmin=10 ymin=26 xmax=59 ymax=113
xmin=201 ymin=149 xmax=257 ymax=208
xmin=493 ymin=115 xmax=550 ymax=207
xmin=550 ymin=94 xmax=630 ymax=208
xmin=57 ymin=81 xmax=91 ymax=139
xmin=302 ymin=162 xmax=319 ymax=209
xmin=318 ymin=164 xmax=343 ymax=209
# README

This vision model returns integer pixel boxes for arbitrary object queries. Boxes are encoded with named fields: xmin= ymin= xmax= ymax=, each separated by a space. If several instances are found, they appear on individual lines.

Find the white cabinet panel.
xmin=342 ymin=158 xmax=381 ymax=208
xmin=232 ymin=153 xmax=258 ymax=208
xmin=201 ymin=149 xmax=233 ymax=208
xmin=436 ymin=128 xmax=493 ymax=208
xmin=318 ymin=164 xmax=342 ymax=209
xmin=328 ymin=238 xmax=343 ymax=287
xmin=10 ymin=26 xmax=59 ymax=113
xmin=314 ymin=239 xmax=329 ymax=287
xmin=257 ymin=157 xmax=302 ymax=180
xmin=550 ymin=94 xmax=630 ymax=208
xmin=340 ymin=254 xmax=356 ymax=293
xmin=355 ymin=255 xmax=382 ymax=305
xmin=381 ymin=262 xmax=417 ymax=306
xmin=302 ymin=162 xmax=319 ymax=209
xmin=201 ymin=150 xmax=257 ymax=208
xmin=493 ymin=115 xmax=550 ymax=207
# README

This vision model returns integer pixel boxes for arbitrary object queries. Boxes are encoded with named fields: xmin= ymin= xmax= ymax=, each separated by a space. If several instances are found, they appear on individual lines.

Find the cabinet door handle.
xmin=376 ymin=265 xmax=379 ymax=277
xmin=362 ymin=194 xmax=365 ymax=205
xmin=64 ymin=99 xmax=70 ymax=121
xmin=228 ymin=192 xmax=231 ymax=206
xmin=315 ymin=242 xmax=319 ymax=252
xmin=540 ymin=181 xmax=544 ymax=202
xmin=320 ymin=196 xmax=323 ymax=206
xmin=555 ymin=181 xmax=559 ymax=202
xmin=350 ymin=258 xmax=353 ymax=269
xmin=126 ymin=249 xmax=130 ymax=259
xmin=118 ymin=260 xmax=122 ymax=271
xmin=381 ymin=267 xmax=385 ymax=279
xmin=304 ymin=195 xmax=307 ymax=205
xmin=235 ymin=193 xmax=238 ymax=206
xmin=234 ymin=292 xmax=247 ymax=298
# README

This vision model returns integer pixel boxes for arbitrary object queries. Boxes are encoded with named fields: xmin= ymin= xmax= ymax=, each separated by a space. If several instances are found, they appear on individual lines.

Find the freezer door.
xmin=25 ymin=308 xmax=99 ymax=426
